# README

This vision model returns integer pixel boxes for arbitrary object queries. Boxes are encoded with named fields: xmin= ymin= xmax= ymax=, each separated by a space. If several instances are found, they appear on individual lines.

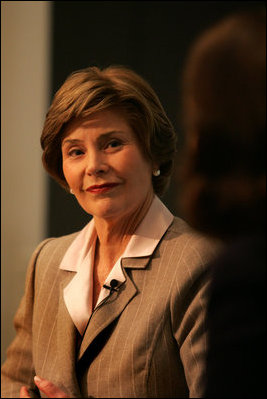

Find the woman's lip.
xmin=85 ymin=183 xmax=119 ymax=192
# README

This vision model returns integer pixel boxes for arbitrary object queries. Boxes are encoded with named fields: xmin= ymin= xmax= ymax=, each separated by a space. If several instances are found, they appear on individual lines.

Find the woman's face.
xmin=61 ymin=108 xmax=154 ymax=221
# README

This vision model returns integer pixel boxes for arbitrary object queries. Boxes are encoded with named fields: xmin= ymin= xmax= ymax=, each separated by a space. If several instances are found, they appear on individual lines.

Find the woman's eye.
xmin=106 ymin=140 xmax=122 ymax=150
xmin=68 ymin=149 xmax=84 ymax=157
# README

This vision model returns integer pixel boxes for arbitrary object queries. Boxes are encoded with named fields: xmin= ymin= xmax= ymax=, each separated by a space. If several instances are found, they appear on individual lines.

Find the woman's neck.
xmin=94 ymin=191 xmax=154 ymax=261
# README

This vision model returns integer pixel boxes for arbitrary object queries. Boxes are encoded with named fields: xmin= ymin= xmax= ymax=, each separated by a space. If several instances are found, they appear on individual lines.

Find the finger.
xmin=20 ymin=386 xmax=31 ymax=398
xmin=34 ymin=376 xmax=68 ymax=398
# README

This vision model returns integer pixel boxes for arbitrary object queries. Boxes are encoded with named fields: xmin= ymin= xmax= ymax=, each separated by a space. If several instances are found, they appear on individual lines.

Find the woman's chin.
xmin=81 ymin=201 xmax=124 ymax=221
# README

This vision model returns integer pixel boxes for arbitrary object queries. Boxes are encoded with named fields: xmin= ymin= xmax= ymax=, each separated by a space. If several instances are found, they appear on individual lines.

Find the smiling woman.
xmin=61 ymin=109 xmax=154 ymax=224
xmin=1 ymin=65 xmax=220 ymax=398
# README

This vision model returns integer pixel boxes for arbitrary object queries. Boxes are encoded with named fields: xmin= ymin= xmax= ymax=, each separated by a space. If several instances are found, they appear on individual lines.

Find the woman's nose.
xmin=85 ymin=152 xmax=109 ymax=176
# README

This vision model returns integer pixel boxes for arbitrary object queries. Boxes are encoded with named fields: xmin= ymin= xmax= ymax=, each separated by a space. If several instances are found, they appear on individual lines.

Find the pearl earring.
xmin=70 ymin=188 xmax=74 ymax=194
xmin=153 ymin=169 xmax=160 ymax=177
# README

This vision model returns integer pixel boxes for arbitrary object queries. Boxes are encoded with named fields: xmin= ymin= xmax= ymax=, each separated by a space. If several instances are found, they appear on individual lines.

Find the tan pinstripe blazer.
xmin=1 ymin=217 xmax=219 ymax=398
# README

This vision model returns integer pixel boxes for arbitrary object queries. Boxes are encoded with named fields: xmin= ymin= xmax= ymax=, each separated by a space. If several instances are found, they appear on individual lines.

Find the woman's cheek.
xmin=63 ymin=161 xmax=80 ymax=185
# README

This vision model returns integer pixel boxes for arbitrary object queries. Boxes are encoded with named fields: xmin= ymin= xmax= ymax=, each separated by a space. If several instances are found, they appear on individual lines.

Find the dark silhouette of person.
xmin=180 ymin=8 xmax=266 ymax=398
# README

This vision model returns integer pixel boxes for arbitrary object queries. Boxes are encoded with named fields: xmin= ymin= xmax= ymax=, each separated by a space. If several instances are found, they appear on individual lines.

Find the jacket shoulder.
xmin=36 ymin=231 xmax=80 ymax=257
xmin=165 ymin=216 xmax=222 ymax=262
xmin=29 ymin=231 xmax=80 ymax=277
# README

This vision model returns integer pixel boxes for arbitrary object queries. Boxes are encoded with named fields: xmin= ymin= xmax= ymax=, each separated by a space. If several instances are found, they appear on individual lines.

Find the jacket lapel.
xmin=56 ymin=273 xmax=82 ymax=397
xmin=77 ymin=256 xmax=150 ymax=361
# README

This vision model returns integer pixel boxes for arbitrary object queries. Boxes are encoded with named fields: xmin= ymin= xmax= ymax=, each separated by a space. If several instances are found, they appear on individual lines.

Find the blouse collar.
xmin=60 ymin=195 xmax=173 ymax=272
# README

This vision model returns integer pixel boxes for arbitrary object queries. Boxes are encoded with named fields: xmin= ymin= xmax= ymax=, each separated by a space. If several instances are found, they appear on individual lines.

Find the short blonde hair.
xmin=41 ymin=65 xmax=177 ymax=196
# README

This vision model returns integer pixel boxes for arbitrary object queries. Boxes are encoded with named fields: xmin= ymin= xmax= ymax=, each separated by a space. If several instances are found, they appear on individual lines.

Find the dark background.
xmin=47 ymin=0 xmax=264 ymax=237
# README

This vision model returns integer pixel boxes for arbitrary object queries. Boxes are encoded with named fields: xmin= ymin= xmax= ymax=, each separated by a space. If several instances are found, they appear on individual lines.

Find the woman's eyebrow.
xmin=96 ymin=131 xmax=125 ymax=140
xmin=62 ymin=138 xmax=83 ymax=147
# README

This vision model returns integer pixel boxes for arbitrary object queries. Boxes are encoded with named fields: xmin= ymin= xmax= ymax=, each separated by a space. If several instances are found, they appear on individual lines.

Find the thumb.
xmin=20 ymin=386 xmax=31 ymax=398
xmin=34 ymin=376 xmax=69 ymax=398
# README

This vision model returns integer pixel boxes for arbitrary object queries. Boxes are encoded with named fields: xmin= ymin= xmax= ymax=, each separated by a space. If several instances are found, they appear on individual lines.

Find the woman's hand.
xmin=20 ymin=386 xmax=31 ymax=398
xmin=20 ymin=376 xmax=69 ymax=398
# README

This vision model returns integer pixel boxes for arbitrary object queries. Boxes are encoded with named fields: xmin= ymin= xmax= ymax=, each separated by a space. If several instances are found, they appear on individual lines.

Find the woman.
xmin=1 ymin=66 xmax=218 ymax=398
xmin=180 ymin=9 xmax=266 ymax=398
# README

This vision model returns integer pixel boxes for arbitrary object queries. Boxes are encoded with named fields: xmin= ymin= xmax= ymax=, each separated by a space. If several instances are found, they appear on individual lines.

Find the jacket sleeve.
xmin=170 ymin=235 xmax=218 ymax=398
xmin=1 ymin=239 xmax=53 ymax=398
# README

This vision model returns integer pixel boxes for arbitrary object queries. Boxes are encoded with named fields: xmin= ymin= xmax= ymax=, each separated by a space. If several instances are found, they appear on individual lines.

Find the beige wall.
xmin=1 ymin=1 xmax=51 ymax=364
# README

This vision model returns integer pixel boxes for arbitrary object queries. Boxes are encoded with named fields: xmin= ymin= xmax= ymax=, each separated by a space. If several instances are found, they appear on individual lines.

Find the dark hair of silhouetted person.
xmin=180 ymin=9 xmax=266 ymax=239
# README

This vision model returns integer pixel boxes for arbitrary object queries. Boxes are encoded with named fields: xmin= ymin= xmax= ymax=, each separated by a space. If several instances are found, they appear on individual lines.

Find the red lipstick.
xmin=85 ymin=183 xmax=119 ymax=194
